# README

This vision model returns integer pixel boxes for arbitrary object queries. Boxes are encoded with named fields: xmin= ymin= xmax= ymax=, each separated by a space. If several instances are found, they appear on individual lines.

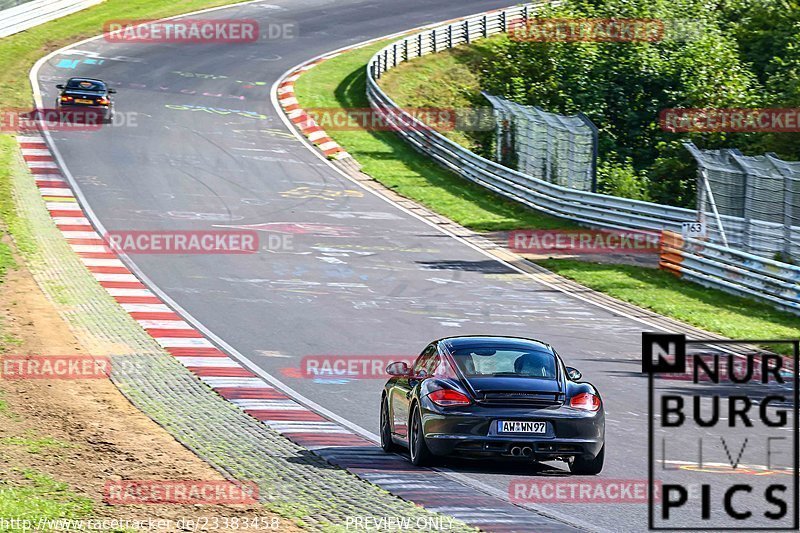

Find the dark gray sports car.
xmin=55 ymin=77 xmax=116 ymax=123
xmin=380 ymin=336 xmax=605 ymax=474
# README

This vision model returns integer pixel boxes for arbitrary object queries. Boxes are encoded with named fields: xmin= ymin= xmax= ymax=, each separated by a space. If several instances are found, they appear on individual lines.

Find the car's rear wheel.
xmin=409 ymin=407 xmax=432 ymax=466
xmin=380 ymin=398 xmax=398 ymax=452
xmin=569 ymin=445 xmax=604 ymax=475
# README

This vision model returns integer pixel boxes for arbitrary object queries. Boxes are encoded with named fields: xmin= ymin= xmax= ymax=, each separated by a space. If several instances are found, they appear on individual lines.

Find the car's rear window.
xmin=451 ymin=347 xmax=556 ymax=379
xmin=67 ymin=79 xmax=106 ymax=92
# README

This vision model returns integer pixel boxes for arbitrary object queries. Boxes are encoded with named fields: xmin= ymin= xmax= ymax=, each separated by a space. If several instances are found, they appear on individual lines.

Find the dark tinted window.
xmin=66 ymin=79 xmax=106 ymax=92
xmin=451 ymin=346 xmax=556 ymax=379
xmin=412 ymin=344 xmax=438 ymax=376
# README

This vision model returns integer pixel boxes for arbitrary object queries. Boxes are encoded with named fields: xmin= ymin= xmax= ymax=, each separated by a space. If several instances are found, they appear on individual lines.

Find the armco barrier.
xmin=365 ymin=2 xmax=800 ymax=314
xmin=660 ymin=231 xmax=800 ymax=315
xmin=0 ymin=0 xmax=102 ymax=38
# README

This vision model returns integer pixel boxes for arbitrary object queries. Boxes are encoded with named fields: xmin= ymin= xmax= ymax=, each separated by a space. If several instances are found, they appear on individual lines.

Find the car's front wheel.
xmin=380 ymin=398 xmax=398 ymax=452
xmin=409 ymin=407 xmax=433 ymax=466
xmin=569 ymin=444 xmax=604 ymax=475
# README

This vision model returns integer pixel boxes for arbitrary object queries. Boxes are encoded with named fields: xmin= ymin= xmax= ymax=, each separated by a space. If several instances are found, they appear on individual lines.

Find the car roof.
xmin=438 ymin=335 xmax=554 ymax=353
xmin=67 ymin=77 xmax=105 ymax=83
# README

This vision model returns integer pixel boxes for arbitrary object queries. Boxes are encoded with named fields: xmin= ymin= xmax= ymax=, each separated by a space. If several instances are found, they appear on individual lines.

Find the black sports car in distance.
xmin=380 ymin=336 xmax=605 ymax=474
xmin=56 ymin=78 xmax=116 ymax=123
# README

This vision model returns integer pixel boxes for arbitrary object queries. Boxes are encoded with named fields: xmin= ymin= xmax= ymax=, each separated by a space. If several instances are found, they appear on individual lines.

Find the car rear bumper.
xmin=57 ymin=103 xmax=112 ymax=118
xmin=421 ymin=402 xmax=604 ymax=460
xmin=425 ymin=434 xmax=602 ymax=460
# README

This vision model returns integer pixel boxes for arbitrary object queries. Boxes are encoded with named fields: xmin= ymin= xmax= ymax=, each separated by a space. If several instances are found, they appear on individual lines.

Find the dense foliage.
xmin=473 ymin=0 xmax=799 ymax=207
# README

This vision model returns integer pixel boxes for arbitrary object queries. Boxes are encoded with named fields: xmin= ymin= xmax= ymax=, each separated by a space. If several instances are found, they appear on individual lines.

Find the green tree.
xmin=474 ymin=0 xmax=785 ymax=207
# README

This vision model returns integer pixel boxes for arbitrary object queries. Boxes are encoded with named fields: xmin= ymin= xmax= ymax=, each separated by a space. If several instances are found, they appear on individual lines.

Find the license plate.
xmin=499 ymin=420 xmax=546 ymax=434
xmin=75 ymin=98 xmax=93 ymax=104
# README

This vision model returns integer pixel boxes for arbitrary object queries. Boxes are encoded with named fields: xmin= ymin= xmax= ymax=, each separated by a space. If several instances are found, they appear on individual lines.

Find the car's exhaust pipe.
xmin=521 ymin=446 xmax=533 ymax=457
xmin=510 ymin=446 xmax=522 ymax=456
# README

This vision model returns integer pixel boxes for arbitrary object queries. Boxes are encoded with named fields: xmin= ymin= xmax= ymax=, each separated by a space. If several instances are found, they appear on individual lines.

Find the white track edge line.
xmin=269 ymin=8 xmax=755 ymax=363
xmin=27 ymin=3 xmax=641 ymax=532
xmin=25 ymin=3 xmax=697 ymax=532
xmin=28 ymin=0 xmax=384 ymax=443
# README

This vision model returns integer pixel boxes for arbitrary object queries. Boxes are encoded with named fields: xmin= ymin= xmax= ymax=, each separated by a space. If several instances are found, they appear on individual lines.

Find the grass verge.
xmin=294 ymin=43 xmax=570 ymax=232
xmin=0 ymin=135 xmax=32 ymax=255
xmin=293 ymin=41 xmax=800 ymax=346
xmin=0 ymin=406 xmax=93 ymax=526
xmin=1 ymin=436 xmax=73 ymax=454
xmin=378 ymin=40 xmax=495 ymax=152
xmin=0 ymin=469 xmax=94 ymax=523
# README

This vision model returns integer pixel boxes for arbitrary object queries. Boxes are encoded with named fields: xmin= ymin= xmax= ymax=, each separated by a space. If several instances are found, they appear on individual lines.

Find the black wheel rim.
xmin=380 ymin=402 xmax=389 ymax=445
xmin=410 ymin=413 xmax=419 ymax=461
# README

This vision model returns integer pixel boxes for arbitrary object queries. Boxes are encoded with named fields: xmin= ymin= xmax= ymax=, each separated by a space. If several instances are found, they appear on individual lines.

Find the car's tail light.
xmin=97 ymin=97 xmax=109 ymax=106
xmin=428 ymin=388 xmax=471 ymax=407
xmin=60 ymin=96 xmax=73 ymax=102
xmin=569 ymin=392 xmax=601 ymax=411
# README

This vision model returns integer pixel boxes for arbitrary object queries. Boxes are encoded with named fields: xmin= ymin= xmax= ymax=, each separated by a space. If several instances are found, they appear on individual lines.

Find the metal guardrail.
xmin=0 ymin=0 xmax=102 ymax=38
xmin=660 ymin=231 xmax=800 ymax=315
xmin=365 ymin=2 xmax=800 ymax=315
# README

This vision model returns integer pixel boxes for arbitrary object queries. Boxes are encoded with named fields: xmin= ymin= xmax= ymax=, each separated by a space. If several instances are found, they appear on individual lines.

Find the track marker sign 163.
xmin=644 ymin=333 xmax=799 ymax=530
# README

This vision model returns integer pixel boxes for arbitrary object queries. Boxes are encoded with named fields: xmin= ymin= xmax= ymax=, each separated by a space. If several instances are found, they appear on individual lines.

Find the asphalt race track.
xmin=34 ymin=1 xmax=793 ymax=531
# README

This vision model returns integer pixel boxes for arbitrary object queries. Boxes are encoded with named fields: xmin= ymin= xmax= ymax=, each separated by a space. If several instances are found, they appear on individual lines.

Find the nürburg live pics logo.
xmin=643 ymin=333 xmax=799 ymax=530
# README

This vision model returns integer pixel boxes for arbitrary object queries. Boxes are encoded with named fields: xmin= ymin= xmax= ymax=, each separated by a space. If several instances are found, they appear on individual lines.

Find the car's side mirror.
xmin=566 ymin=366 xmax=582 ymax=381
xmin=108 ymin=88 xmax=116 ymax=94
xmin=386 ymin=361 xmax=410 ymax=377
xmin=56 ymin=84 xmax=64 ymax=89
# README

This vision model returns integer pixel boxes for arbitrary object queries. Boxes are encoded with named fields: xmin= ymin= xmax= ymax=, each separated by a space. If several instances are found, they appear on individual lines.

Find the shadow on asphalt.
xmin=298 ymin=444 xmax=574 ymax=477
xmin=416 ymin=259 xmax=513 ymax=274
xmin=434 ymin=456 xmax=572 ymax=477
xmin=285 ymin=448 xmax=343 ymax=469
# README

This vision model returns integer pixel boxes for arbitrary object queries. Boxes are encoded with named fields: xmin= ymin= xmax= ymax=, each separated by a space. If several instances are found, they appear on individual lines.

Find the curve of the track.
xmin=33 ymin=1 xmax=767 ymax=531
